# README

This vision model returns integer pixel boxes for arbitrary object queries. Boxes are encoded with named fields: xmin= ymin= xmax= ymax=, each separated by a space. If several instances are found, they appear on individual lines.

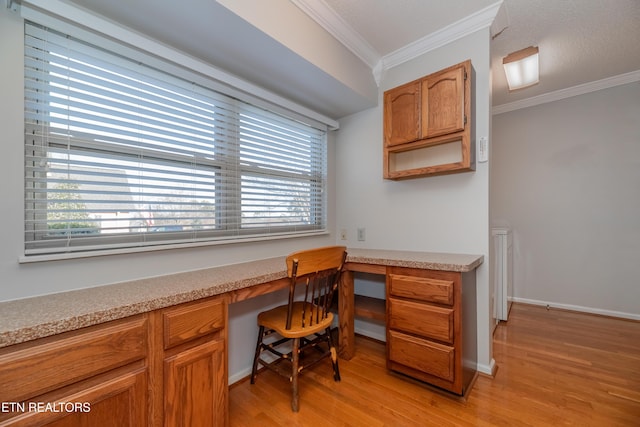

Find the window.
xmin=24 ymin=22 xmax=327 ymax=257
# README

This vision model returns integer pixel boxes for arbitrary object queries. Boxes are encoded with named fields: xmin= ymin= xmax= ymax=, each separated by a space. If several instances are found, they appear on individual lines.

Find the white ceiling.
xmin=317 ymin=0 xmax=640 ymax=106
xmin=62 ymin=0 xmax=640 ymax=118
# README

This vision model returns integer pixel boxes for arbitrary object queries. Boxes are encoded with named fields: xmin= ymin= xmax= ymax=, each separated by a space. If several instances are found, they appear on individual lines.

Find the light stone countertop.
xmin=0 ymin=249 xmax=483 ymax=348
xmin=346 ymin=248 xmax=483 ymax=272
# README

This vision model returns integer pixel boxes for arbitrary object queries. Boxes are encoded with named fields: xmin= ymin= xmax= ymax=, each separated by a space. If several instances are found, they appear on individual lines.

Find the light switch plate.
xmin=478 ymin=136 xmax=488 ymax=162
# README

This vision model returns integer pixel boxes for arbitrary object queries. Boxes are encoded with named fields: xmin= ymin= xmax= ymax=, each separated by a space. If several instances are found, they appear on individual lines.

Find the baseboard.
xmin=355 ymin=325 xmax=386 ymax=342
xmin=511 ymin=297 xmax=640 ymax=321
xmin=477 ymin=358 xmax=497 ymax=377
xmin=229 ymin=367 xmax=252 ymax=386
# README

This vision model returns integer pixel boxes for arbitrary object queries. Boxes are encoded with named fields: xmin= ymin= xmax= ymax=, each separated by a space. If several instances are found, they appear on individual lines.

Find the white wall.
xmin=335 ymin=29 xmax=493 ymax=373
xmin=217 ymin=0 xmax=378 ymax=104
xmin=491 ymin=83 xmax=640 ymax=319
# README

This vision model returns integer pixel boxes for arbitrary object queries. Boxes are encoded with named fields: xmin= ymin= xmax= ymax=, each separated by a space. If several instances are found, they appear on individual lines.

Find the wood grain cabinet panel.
xmin=421 ymin=65 xmax=466 ymax=139
xmin=388 ymin=330 xmax=455 ymax=382
xmin=388 ymin=273 xmax=454 ymax=305
xmin=1 ymin=368 xmax=148 ymax=427
xmin=388 ymin=298 xmax=453 ymax=344
xmin=383 ymin=81 xmax=421 ymax=147
xmin=0 ymin=316 xmax=149 ymax=426
xmin=163 ymin=297 xmax=225 ymax=349
xmin=0 ymin=316 xmax=147 ymax=404
xmin=164 ymin=338 xmax=226 ymax=427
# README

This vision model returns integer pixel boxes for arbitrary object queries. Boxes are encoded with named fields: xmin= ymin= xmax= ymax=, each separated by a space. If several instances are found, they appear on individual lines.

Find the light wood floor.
xmin=229 ymin=303 xmax=640 ymax=426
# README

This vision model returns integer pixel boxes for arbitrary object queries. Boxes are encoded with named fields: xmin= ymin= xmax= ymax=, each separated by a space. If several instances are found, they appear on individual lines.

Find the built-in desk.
xmin=340 ymin=249 xmax=483 ymax=396
xmin=0 ymin=248 xmax=483 ymax=425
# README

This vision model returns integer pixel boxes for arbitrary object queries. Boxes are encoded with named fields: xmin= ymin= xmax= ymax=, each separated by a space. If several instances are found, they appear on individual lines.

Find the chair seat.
xmin=258 ymin=301 xmax=334 ymax=338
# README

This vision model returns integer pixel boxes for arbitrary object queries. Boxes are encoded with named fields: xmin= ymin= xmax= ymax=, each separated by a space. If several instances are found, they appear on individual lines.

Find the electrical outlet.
xmin=357 ymin=228 xmax=366 ymax=241
xmin=340 ymin=229 xmax=347 ymax=240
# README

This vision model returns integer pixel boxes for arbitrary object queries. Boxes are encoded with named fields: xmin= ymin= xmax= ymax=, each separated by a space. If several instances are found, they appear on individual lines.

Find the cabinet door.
xmin=421 ymin=64 xmax=465 ymax=139
xmin=1 ymin=368 xmax=147 ymax=426
xmin=384 ymin=81 xmax=421 ymax=146
xmin=164 ymin=338 xmax=226 ymax=427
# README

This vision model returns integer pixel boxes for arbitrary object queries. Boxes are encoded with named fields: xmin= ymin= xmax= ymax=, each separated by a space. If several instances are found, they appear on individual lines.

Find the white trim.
xmin=381 ymin=1 xmax=503 ymax=70
xmin=228 ymin=367 xmax=252 ymax=386
xmin=477 ymin=358 xmax=496 ymax=376
xmin=19 ymin=231 xmax=329 ymax=264
xmin=354 ymin=325 xmax=386 ymax=343
xmin=19 ymin=0 xmax=339 ymax=130
xmin=492 ymin=70 xmax=640 ymax=115
xmin=511 ymin=297 xmax=640 ymax=321
xmin=291 ymin=0 xmax=502 ymax=81
xmin=290 ymin=0 xmax=380 ymax=69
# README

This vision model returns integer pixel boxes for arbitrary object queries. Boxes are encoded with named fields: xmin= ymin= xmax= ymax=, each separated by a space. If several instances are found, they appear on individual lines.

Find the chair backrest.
xmin=284 ymin=246 xmax=347 ymax=330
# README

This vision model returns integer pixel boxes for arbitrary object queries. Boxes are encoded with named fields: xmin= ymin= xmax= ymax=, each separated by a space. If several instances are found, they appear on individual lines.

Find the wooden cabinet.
xmin=386 ymin=267 xmax=477 ymax=396
xmin=162 ymin=297 xmax=227 ymax=427
xmin=383 ymin=60 xmax=473 ymax=179
xmin=0 ymin=296 xmax=228 ymax=427
xmin=164 ymin=339 xmax=225 ymax=426
xmin=384 ymin=81 xmax=421 ymax=147
xmin=420 ymin=65 xmax=466 ymax=139
xmin=0 ymin=315 xmax=149 ymax=426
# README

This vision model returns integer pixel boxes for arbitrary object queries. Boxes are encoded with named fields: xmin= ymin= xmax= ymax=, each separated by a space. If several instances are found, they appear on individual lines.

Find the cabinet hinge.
xmin=464 ymin=70 xmax=467 ymax=80
xmin=464 ymin=115 xmax=467 ymax=125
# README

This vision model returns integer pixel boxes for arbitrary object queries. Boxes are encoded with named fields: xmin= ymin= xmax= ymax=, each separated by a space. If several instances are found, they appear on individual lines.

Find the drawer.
xmin=388 ymin=330 xmax=454 ymax=382
xmin=163 ymin=296 xmax=225 ymax=349
xmin=388 ymin=273 xmax=454 ymax=305
xmin=388 ymin=297 xmax=453 ymax=344
xmin=0 ymin=315 xmax=147 ymax=403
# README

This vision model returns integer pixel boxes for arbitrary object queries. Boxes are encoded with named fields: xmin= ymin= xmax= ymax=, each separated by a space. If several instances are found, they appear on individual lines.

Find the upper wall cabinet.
xmin=383 ymin=60 xmax=473 ymax=180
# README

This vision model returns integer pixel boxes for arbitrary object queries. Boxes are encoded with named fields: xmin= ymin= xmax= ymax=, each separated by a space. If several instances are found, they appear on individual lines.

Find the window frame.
xmin=23 ymin=21 xmax=329 ymax=261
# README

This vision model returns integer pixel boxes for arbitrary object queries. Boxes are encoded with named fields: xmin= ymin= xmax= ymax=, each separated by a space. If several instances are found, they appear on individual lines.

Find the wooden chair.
xmin=250 ymin=246 xmax=347 ymax=412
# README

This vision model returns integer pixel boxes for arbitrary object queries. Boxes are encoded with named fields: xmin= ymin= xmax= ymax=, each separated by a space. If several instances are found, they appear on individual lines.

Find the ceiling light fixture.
xmin=503 ymin=46 xmax=539 ymax=91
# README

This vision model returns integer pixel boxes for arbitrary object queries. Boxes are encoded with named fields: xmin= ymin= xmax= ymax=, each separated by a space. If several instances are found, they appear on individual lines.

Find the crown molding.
xmin=292 ymin=0 xmax=502 ymax=85
xmin=492 ymin=70 xmax=640 ymax=115
xmin=382 ymin=1 xmax=502 ymax=71
xmin=290 ymin=0 xmax=380 ymax=68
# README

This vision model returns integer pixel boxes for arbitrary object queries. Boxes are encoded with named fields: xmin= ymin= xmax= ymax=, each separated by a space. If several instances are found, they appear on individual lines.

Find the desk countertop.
xmin=0 ymin=249 xmax=482 ymax=348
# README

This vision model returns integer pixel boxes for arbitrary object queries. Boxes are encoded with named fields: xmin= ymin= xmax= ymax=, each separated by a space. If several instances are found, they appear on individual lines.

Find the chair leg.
xmin=326 ymin=327 xmax=341 ymax=382
xmin=250 ymin=325 xmax=265 ymax=384
xmin=291 ymin=337 xmax=300 ymax=412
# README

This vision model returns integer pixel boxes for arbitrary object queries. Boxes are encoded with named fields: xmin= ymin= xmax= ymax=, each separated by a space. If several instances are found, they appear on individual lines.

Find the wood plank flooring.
xmin=229 ymin=303 xmax=640 ymax=426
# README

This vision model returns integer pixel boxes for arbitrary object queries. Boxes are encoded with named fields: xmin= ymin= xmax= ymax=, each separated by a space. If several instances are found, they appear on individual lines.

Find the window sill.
xmin=19 ymin=230 xmax=329 ymax=263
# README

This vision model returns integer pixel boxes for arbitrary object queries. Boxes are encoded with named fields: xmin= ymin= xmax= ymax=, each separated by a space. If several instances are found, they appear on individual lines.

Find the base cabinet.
xmin=0 ymin=316 xmax=149 ymax=426
xmin=386 ymin=267 xmax=477 ymax=395
xmin=162 ymin=297 xmax=227 ymax=427
xmin=0 ymin=296 xmax=228 ymax=427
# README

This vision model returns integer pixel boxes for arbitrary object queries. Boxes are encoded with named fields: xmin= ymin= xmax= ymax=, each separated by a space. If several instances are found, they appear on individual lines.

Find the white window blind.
xmin=24 ymin=22 xmax=327 ymax=257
